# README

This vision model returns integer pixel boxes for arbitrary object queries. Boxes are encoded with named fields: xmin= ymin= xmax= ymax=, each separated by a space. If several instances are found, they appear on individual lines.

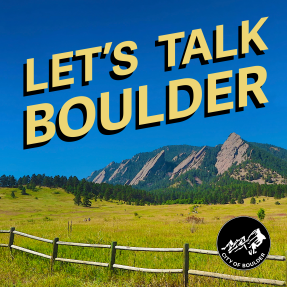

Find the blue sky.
xmin=0 ymin=0 xmax=286 ymax=179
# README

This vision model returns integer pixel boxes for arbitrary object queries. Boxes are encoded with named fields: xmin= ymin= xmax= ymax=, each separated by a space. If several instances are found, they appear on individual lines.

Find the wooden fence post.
xmin=51 ymin=237 xmax=59 ymax=272
xmin=8 ymin=227 xmax=15 ymax=248
xmin=183 ymin=243 xmax=189 ymax=287
xmin=109 ymin=241 xmax=117 ymax=271
xmin=8 ymin=227 xmax=15 ymax=259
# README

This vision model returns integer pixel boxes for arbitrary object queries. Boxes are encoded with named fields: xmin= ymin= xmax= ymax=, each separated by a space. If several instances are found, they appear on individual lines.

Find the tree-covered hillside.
xmin=86 ymin=133 xmax=287 ymax=192
xmin=1 ymin=173 xmax=286 ymax=206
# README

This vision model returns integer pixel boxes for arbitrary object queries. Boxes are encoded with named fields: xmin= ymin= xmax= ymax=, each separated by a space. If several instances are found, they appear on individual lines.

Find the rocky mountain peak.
xmin=106 ymin=161 xmax=115 ymax=168
xmin=215 ymin=133 xmax=249 ymax=175
xmin=87 ymin=132 xmax=287 ymax=190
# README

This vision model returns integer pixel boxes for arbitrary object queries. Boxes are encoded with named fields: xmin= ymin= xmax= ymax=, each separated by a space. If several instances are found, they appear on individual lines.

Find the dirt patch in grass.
xmin=224 ymin=215 xmax=235 ymax=219
xmin=0 ymin=211 xmax=20 ymax=216
xmin=238 ymin=215 xmax=257 ymax=219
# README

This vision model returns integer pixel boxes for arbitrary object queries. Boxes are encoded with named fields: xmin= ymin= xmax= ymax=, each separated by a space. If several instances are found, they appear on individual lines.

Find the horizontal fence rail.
xmin=115 ymin=246 xmax=183 ymax=252
xmin=11 ymin=245 xmax=52 ymax=259
xmin=188 ymin=270 xmax=286 ymax=286
xmin=13 ymin=231 xmax=53 ymax=244
xmin=57 ymin=241 xmax=111 ymax=248
xmin=188 ymin=248 xmax=286 ymax=261
xmin=0 ymin=228 xmax=286 ymax=286
xmin=55 ymin=258 xmax=109 ymax=267
xmin=113 ymin=264 xmax=183 ymax=273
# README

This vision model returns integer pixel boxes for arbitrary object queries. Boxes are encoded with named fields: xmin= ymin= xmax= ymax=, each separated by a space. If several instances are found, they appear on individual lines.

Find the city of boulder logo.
xmin=217 ymin=216 xmax=271 ymax=270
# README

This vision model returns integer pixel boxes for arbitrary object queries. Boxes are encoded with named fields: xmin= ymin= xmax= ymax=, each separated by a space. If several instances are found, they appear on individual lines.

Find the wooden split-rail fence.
xmin=0 ymin=227 xmax=286 ymax=286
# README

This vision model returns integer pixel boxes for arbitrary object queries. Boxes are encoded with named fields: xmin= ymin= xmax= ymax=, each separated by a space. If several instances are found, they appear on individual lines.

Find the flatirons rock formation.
xmin=109 ymin=159 xmax=130 ymax=181
xmin=215 ymin=133 xmax=249 ymax=175
xmin=92 ymin=169 xmax=106 ymax=183
xmin=87 ymin=161 xmax=116 ymax=183
xmin=130 ymin=150 xmax=165 ymax=185
xmin=170 ymin=146 xmax=206 ymax=180
xmin=87 ymin=132 xmax=287 ymax=190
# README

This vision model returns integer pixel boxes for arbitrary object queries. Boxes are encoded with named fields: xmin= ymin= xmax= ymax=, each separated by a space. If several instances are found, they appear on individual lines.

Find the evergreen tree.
xmin=53 ymin=175 xmax=60 ymax=188
xmin=274 ymin=189 xmax=281 ymax=199
xmin=31 ymin=174 xmax=37 ymax=185
xmin=256 ymin=184 xmax=261 ymax=196
xmin=82 ymin=195 xmax=92 ymax=207
xmin=30 ymin=182 xmax=36 ymax=191
xmin=18 ymin=177 xmax=23 ymax=186
xmin=250 ymin=197 xmax=256 ymax=204
xmin=9 ymin=176 xmax=17 ymax=187
xmin=11 ymin=190 xmax=16 ymax=198
xmin=0 ymin=175 xmax=8 ymax=187
xmin=22 ymin=175 xmax=30 ymax=185
xmin=21 ymin=187 xmax=28 ymax=195
xmin=43 ymin=176 xmax=49 ymax=187
xmin=73 ymin=192 xmax=82 ymax=206
xmin=237 ymin=195 xmax=244 ymax=204
xmin=37 ymin=174 xmax=44 ymax=187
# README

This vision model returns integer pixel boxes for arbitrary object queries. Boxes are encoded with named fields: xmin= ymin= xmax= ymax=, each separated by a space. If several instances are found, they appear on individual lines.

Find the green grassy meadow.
xmin=0 ymin=186 xmax=286 ymax=286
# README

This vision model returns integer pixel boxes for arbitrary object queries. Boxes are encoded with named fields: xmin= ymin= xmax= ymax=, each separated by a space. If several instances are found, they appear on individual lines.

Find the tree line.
xmin=0 ymin=173 xmax=286 ymax=206
xmin=0 ymin=174 xmax=154 ymax=206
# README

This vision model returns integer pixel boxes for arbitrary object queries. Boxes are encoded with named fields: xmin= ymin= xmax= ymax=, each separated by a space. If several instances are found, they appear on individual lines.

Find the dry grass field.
xmin=0 ymin=186 xmax=286 ymax=286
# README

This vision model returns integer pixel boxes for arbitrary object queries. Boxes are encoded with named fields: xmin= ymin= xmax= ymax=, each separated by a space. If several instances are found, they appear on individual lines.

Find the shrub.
xmin=43 ymin=216 xmax=52 ymax=221
xmin=250 ymin=197 xmax=256 ymax=204
xmin=237 ymin=195 xmax=244 ymax=204
xmin=275 ymin=201 xmax=280 ymax=205
xmin=257 ymin=208 xmax=265 ymax=221
xmin=186 ymin=216 xmax=204 ymax=224
xmin=134 ymin=212 xmax=138 ymax=217
xmin=21 ymin=187 xmax=28 ymax=195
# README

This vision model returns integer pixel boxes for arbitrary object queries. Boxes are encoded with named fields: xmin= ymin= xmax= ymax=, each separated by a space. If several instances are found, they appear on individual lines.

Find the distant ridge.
xmin=87 ymin=133 xmax=287 ymax=190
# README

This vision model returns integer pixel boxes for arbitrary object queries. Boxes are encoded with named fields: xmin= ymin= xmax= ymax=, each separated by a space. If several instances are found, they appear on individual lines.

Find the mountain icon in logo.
xmin=217 ymin=217 xmax=271 ymax=270
xmin=221 ymin=228 xmax=266 ymax=255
